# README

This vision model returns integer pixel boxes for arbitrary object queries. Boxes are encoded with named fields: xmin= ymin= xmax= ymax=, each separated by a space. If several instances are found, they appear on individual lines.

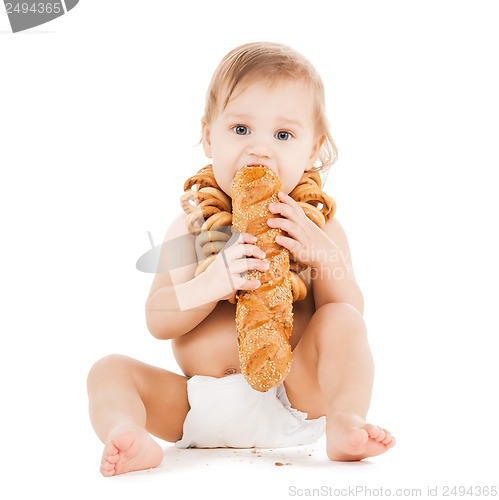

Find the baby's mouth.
xmin=245 ymin=163 xmax=269 ymax=169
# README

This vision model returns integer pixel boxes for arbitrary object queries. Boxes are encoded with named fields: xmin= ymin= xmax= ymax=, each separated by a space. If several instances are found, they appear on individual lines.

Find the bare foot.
xmin=100 ymin=426 xmax=164 ymax=477
xmin=326 ymin=411 xmax=396 ymax=461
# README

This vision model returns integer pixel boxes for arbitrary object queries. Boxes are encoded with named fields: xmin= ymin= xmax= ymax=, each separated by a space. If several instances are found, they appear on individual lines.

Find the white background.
xmin=1 ymin=1 xmax=498 ymax=498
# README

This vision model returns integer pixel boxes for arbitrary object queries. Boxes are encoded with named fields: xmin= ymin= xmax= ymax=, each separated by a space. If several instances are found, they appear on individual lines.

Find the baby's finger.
xmin=231 ymin=257 xmax=269 ymax=275
xmin=243 ymin=232 xmax=257 ymax=243
xmin=236 ymin=276 xmax=261 ymax=291
xmin=230 ymin=230 xmax=256 ymax=244
xmin=225 ymin=241 xmax=265 ymax=261
xmin=223 ymin=231 xmax=255 ymax=251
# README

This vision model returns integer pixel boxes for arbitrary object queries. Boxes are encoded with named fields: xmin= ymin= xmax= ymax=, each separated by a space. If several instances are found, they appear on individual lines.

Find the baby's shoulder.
xmin=322 ymin=215 xmax=348 ymax=242
xmin=164 ymin=211 xmax=189 ymax=239
xmin=161 ymin=211 xmax=196 ymax=259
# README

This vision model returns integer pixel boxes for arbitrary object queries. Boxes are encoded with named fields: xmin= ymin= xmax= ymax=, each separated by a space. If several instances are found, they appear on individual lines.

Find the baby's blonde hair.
xmin=199 ymin=41 xmax=338 ymax=182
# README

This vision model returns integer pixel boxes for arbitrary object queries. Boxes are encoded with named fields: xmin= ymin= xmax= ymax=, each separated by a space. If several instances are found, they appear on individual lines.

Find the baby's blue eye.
xmin=276 ymin=131 xmax=292 ymax=141
xmin=233 ymin=125 xmax=249 ymax=135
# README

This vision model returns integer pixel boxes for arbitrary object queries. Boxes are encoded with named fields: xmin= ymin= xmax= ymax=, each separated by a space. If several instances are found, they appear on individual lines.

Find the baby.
xmin=87 ymin=41 xmax=396 ymax=477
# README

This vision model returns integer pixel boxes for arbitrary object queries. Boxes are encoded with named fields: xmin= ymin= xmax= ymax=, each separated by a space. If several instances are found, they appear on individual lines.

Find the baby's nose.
xmin=246 ymin=139 xmax=272 ymax=158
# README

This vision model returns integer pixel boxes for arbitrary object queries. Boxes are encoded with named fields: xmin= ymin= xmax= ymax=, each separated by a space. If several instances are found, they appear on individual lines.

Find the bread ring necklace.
xmin=180 ymin=164 xmax=336 ymax=304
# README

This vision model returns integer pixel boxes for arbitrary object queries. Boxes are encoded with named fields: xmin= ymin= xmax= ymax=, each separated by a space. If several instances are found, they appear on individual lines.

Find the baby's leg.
xmin=284 ymin=303 xmax=395 ymax=461
xmin=86 ymin=354 xmax=190 ymax=476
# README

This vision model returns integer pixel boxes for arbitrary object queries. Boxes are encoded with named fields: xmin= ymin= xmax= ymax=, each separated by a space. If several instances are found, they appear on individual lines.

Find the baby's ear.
xmin=315 ymin=134 xmax=326 ymax=152
xmin=201 ymin=120 xmax=213 ymax=157
xmin=308 ymin=134 xmax=325 ymax=164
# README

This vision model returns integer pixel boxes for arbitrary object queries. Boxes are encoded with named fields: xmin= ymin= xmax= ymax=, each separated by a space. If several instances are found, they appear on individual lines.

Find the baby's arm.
xmin=145 ymin=212 xmax=266 ymax=339
xmin=145 ymin=213 xmax=219 ymax=339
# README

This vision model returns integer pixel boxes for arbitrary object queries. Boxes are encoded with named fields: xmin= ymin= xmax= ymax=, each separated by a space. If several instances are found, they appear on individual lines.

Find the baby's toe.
xmin=364 ymin=424 xmax=385 ymax=441
xmin=100 ymin=458 xmax=116 ymax=477
xmin=100 ymin=441 xmax=121 ymax=476
xmin=104 ymin=442 xmax=119 ymax=458
xmin=105 ymin=452 xmax=120 ymax=464
xmin=385 ymin=435 xmax=396 ymax=448
xmin=381 ymin=430 xmax=394 ymax=445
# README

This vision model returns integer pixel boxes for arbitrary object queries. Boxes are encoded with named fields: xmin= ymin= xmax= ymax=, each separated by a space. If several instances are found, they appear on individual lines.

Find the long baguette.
xmin=231 ymin=165 xmax=293 ymax=392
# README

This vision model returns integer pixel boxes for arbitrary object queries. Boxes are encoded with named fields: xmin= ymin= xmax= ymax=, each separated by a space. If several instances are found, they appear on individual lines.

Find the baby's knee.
xmin=87 ymin=354 xmax=133 ymax=385
xmin=315 ymin=302 xmax=366 ymax=338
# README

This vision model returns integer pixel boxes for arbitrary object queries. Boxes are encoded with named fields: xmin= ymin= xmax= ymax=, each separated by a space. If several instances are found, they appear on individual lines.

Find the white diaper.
xmin=174 ymin=373 xmax=326 ymax=449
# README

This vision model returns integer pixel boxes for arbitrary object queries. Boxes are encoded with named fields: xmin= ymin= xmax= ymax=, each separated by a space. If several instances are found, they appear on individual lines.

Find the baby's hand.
xmin=204 ymin=231 xmax=269 ymax=302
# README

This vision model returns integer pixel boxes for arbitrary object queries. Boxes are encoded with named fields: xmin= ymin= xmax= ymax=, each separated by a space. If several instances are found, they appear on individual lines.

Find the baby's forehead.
xmin=221 ymin=78 xmax=315 ymax=115
xmin=227 ymin=76 xmax=311 ymax=100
